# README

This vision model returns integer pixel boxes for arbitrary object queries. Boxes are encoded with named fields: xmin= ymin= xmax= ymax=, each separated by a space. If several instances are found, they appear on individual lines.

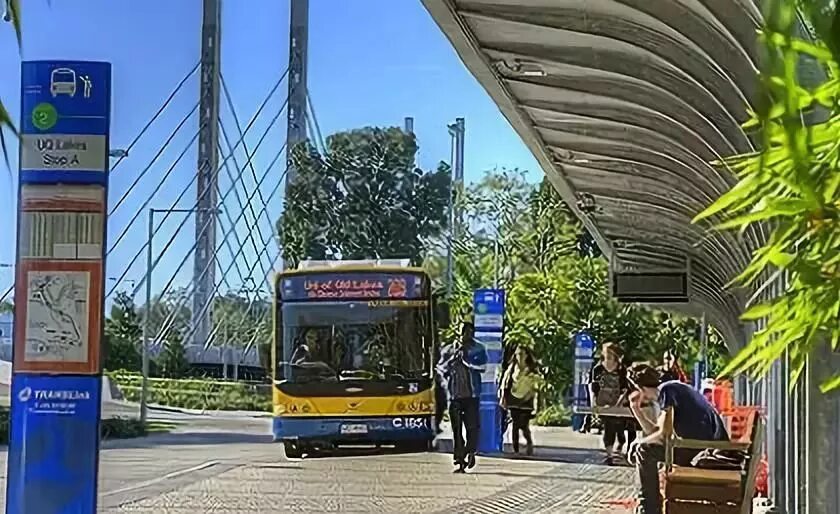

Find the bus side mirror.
xmin=435 ymin=300 xmax=451 ymax=329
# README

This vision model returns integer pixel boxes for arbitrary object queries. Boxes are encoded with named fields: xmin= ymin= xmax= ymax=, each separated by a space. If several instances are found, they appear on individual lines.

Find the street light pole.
xmin=140 ymin=207 xmax=218 ymax=424
xmin=141 ymin=210 xmax=154 ymax=425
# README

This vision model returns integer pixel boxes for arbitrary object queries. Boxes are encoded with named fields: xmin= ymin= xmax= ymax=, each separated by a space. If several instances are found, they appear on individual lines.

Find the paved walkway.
xmin=1 ymin=419 xmax=637 ymax=513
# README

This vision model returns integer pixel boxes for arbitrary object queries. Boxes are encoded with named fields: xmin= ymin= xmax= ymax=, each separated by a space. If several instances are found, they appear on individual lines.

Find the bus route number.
xmin=392 ymin=417 xmax=428 ymax=430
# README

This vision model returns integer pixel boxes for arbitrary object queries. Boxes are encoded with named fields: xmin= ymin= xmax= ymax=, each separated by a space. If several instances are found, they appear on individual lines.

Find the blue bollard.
xmin=478 ymin=400 xmax=502 ymax=453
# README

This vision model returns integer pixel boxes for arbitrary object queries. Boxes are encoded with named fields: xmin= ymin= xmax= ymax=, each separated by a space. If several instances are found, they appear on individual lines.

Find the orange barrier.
xmin=711 ymin=380 xmax=734 ymax=412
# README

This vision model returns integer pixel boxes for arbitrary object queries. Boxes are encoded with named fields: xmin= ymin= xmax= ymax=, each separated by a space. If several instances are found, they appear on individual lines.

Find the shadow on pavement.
xmin=101 ymin=431 xmax=274 ymax=449
xmin=435 ymin=439 xmax=604 ymax=465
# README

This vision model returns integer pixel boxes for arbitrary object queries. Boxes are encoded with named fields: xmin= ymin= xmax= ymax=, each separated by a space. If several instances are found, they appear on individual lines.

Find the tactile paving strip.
xmin=441 ymin=461 xmax=636 ymax=514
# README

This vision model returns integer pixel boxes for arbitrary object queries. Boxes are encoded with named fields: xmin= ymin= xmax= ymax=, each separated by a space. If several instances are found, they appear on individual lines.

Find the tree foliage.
xmin=276 ymin=127 xmax=450 ymax=267
xmin=0 ymin=0 xmax=21 ymax=169
xmin=432 ymin=170 xmax=728 ymax=401
xmin=212 ymin=292 xmax=271 ymax=349
xmin=103 ymin=292 xmax=142 ymax=372
xmin=157 ymin=327 xmax=189 ymax=378
xmin=0 ymin=300 xmax=12 ymax=314
xmin=695 ymin=0 xmax=840 ymax=391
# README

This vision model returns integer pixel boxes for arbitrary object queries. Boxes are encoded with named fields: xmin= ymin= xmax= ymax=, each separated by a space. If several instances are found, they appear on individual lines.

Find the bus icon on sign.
xmin=50 ymin=68 xmax=77 ymax=97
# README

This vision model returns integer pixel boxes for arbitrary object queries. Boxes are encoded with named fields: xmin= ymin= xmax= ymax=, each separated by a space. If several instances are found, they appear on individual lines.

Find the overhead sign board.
xmin=280 ymin=272 xmax=426 ymax=301
xmin=612 ymin=271 xmax=690 ymax=303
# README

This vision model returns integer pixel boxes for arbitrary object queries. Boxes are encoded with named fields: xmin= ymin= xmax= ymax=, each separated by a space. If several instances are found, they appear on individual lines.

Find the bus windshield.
xmin=279 ymin=301 xmax=430 ymax=383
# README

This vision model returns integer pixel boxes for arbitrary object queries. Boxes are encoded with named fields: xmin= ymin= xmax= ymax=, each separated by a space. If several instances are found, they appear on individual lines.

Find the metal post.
xmin=445 ymin=125 xmax=457 ymax=299
xmin=452 ymin=118 xmax=465 ymax=233
xmin=193 ymin=0 xmax=222 ymax=347
xmin=285 ymin=0 xmax=309 ymax=189
xmin=140 ymin=209 xmax=154 ymax=425
xmin=699 ymin=311 xmax=708 ymax=377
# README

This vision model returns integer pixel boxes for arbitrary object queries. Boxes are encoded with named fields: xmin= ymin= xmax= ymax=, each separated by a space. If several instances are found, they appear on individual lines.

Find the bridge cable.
xmin=153 ymin=143 xmax=288 ymax=347
xmin=220 ymin=74 xmax=272 ymax=240
xmin=144 ymin=92 xmax=291 ymax=339
xmin=110 ymin=61 xmax=200 ymax=174
xmin=107 ymin=68 xmax=291 ymax=298
xmin=109 ymin=101 xmax=200 ymax=216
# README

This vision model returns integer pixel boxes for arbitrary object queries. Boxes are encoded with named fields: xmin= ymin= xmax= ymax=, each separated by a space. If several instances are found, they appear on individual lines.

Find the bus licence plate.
xmin=340 ymin=423 xmax=368 ymax=435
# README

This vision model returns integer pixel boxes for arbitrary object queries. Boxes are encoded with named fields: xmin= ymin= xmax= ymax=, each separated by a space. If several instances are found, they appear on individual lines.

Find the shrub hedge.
xmin=533 ymin=404 xmax=572 ymax=427
xmin=108 ymin=371 xmax=272 ymax=412
xmin=0 ymin=408 xmax=150 ymax=444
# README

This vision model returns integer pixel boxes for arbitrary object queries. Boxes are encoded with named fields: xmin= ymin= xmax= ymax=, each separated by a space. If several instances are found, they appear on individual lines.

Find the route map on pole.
xmin=23 ymin=270 xmax=90 ymax=362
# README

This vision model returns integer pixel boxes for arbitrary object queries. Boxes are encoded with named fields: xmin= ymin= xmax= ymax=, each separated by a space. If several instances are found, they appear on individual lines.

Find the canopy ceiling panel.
xmin=420 ymin=0 xmax=799 ymax=344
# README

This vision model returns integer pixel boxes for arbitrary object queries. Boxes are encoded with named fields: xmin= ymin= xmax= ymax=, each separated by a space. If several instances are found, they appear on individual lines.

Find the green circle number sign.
xmin=32 ymin=102 xmax=58 ymax=131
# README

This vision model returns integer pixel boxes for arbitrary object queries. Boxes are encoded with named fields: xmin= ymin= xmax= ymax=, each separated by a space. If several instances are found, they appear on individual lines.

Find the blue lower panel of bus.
xmin=274 ymin=415 xmax=434 ymax=442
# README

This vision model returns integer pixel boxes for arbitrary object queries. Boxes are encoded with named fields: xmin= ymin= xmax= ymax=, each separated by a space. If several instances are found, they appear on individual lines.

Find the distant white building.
xmin=0 ymin=311 xmax=12 ymax=362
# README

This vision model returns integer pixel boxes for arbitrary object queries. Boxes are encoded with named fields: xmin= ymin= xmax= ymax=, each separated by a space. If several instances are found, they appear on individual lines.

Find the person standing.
xmin=436 ymin=321 xmax=488 ymax=473
xmin=499 ymin=346 xmax=540 ymax=455
xmin=658 ymin=350 xmax=689 ymax=384
xmin=589 ymin=342 xmax=630 ymax=465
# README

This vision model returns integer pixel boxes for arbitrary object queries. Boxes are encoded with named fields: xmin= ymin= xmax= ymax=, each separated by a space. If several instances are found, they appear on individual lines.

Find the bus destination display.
xmin=280 ymin=273 xmax=425 ymax=300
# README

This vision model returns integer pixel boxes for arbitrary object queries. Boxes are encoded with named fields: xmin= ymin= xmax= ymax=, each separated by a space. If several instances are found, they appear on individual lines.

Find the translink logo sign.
xmin=18 ymin=387 xmax=32 ymax=402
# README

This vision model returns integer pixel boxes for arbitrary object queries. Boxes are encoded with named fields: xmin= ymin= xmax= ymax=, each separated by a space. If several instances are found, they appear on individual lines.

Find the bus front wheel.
xmin=284 ymin=441 xmax=304 ymax=459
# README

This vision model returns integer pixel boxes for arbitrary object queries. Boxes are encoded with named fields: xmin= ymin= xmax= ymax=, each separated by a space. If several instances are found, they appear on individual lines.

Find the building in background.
xmin=0 ymin=311 xmax=12 ymax=361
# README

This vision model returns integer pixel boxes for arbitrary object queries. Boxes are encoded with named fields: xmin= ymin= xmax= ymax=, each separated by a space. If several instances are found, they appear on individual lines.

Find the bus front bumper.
xmin=273 ymin=415 xmax=434 ymax=443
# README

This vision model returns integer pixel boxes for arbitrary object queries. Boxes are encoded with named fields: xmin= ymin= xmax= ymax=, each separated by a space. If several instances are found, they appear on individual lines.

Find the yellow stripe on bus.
xmin=273 ymin=388 xmax=434 ymax=417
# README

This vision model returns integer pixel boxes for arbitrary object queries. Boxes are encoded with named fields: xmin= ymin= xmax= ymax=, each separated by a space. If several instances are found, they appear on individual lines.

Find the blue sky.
xmin=0 ymin=0 xmax=541 ymax=305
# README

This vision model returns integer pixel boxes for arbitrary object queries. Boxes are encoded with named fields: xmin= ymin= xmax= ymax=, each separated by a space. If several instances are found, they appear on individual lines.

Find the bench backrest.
xmin=661 ymin=405 xmax=764 ymax=514
xmin=740 ymin=414 xmax=765 ymax=514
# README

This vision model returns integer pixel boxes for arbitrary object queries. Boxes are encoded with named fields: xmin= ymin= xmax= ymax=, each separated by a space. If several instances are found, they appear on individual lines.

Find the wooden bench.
xmin=660 ymin=406 xmax=764 ymax=514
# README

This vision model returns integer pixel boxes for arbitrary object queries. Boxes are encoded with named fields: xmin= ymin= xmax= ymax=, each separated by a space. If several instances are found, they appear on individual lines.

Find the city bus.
xmin=272 ymin=260 xmax=445 ymax=457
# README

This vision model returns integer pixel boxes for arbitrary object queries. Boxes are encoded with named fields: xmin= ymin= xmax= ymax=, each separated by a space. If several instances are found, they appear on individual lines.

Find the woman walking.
xmin=589 ymin=342 xmax=630 ymax=465
xmin=500 ymin=346 xmax=540 ymax=455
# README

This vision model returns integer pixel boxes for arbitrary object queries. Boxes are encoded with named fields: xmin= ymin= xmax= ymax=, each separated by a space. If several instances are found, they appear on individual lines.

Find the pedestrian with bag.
xmin=499 ymin=345 xmax=540 ymax=455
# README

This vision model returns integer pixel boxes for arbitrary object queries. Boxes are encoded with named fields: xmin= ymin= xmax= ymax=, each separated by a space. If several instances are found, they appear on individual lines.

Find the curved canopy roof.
xmin=422 ymin=0 xmax=825 ymax=347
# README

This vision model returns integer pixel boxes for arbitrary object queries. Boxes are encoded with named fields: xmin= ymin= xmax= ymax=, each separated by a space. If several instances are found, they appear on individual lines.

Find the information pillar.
xmin=474 ymin=288 xmax=504 ymax=453
xmin=6 ymin=60 xmax=111 ymax=514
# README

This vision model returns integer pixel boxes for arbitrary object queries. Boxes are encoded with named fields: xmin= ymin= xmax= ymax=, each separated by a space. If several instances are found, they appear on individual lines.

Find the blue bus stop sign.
xmin=7 ymin=60 xmax=111 ymax=514
xmin=571 ymin=331 xmax=595 ymax=432
xmin=473 ymin=289 xmax=504 ymax=453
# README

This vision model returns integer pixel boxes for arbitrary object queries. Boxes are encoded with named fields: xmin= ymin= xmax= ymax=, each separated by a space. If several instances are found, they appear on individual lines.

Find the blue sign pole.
xmin=7 ymin=60 xmax=111 ymax=514
xmin=572 ymin=331 xmax=595 ymax=432
xmin=473 ymin=288 xmax=504 ymax=453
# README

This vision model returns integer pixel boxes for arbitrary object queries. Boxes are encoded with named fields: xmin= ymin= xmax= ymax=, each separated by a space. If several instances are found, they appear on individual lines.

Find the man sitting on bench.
xmin=625 ymin=363 xmax=729 ymax=514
